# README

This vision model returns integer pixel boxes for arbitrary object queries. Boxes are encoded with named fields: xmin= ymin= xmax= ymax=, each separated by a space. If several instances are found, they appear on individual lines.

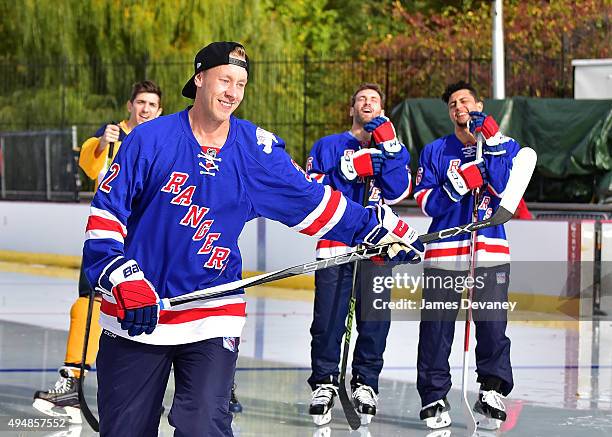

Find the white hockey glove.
xmin=364 ymin=204 xmax=424 ymax=263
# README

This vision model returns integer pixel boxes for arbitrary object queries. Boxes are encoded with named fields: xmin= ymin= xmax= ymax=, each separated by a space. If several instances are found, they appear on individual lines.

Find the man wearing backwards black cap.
xmin=83 ymin=41 xmax=423 ymax=436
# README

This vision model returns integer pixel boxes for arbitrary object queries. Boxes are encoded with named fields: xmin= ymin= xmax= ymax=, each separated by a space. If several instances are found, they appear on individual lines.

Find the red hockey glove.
xmin=468 ymin=111 xmax=499 ymax=139
xmin=106 ymin=259 xmax=159 ymax=336
xmin=468 ymin=111 xmax=508 ymax=155
xmin=443 ymin=159 xmax=487 ymax=202
xmin=339 ymin=148 xmax=385 ymax=181
xmin=363 ymin=116 xmax=402 ymax=158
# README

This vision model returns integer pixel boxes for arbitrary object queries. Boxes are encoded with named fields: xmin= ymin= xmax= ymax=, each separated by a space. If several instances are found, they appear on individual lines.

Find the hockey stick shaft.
xmin=336 ymin=175 xmax=372 ymax=430
xmin=160 ymin=147 xmax=536 ymax=309
xmin=160 ymin=207 xmax=507 ymax=309
xmin=461 ymin=134 xmax=483 ymax=435
xmin=79 ymin=287 xmax=100 ymax=431
xmin=78 ymin=138 xmax=116 ymax=433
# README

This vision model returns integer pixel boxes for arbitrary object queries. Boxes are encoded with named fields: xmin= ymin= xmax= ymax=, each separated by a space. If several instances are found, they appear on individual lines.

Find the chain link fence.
xmin=0 ymin=127 xmax=79 ymax=201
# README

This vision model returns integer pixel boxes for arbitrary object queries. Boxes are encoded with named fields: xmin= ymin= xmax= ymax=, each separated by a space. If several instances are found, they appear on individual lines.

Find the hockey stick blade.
xmin=338 ymin=384 xmax=362 ymax=430
xmin=337 ymin=295 xmax=362 ymax=430
xmin=160 ymin=147 xmax=537 ymax=309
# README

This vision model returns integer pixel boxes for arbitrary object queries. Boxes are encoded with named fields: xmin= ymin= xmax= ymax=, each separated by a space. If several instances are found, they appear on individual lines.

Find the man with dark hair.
xmin=305 ymin=83 xmax=415 ymax=426
xmin=413 ymin=80 xmax=518 ymax=431
xmin=79 ymin=80 xmax=163 ymax=189
xmin=440 ymin=79 xmax=479 ymax=105
xmin=33 ymin=80 xmax=163 ymax=424
xmin=82 ymin=42 xmax=423 ymax=436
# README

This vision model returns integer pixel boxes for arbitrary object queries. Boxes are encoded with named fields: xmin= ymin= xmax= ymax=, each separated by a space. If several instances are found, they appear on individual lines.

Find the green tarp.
xmin=391 ymin=98 xmax=612 ymax=202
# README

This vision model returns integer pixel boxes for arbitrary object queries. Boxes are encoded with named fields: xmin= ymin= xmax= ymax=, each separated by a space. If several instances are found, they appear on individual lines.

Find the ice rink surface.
xmin=1 ymin=269 xmax=612 ymax=436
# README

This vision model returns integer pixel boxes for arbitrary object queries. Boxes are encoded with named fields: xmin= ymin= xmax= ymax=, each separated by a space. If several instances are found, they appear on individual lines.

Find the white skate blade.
xmin=32 ymin=399 xmax=82 ymax=424
xmin=360 ymin=413 xmax=373 ymax=425
xmin=474 ymin=411 xmax=501 ymax=430
xmin=311 ymin=410 xmax=332 ymax=426
xmin=424 ymin=411 xmax=451 ymax=429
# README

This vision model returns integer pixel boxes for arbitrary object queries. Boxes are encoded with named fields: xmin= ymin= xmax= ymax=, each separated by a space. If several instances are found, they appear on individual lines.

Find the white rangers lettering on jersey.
xmin=161 ymin=172 xmax=189 ymax=193
xmin=204 ymin=247 xmax=231 ymax=269
xmin=180 ymin=205 xmax=210 ymax=228
xmin=198 ymin=233 xmax=220 ymax=254
xmin=171 ymin=185 xmax=196 ymax=206
xmin=193 ymin=220 xmax=214 ymax=241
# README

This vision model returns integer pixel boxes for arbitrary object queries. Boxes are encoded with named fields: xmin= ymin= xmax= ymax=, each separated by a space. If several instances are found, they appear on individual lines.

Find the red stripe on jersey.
xmin=101 ymin=300 xmax=246 ymax=324
xmin=415 ymin=189 xmax=431 ymax=209
xmin=300 ymin=190 xmax=342 ymax=236
xmin=425 ymin=242 xmax=510 ymax=259
xmin=86 ymin=215 xmax=127 ymax=237
xmin=425 ymin=246 xmax=470 ymax=259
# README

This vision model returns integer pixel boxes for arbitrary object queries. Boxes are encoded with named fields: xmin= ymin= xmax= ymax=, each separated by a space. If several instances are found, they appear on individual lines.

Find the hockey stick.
xmin=78 ymin=139 xmax=117 ymax=432
xmin=160 ymin=147 xmax=536 ymax=310
xmin=336 ymin=175 xmax=372 ymax=430
xmin=79 ymin=286 xmax=100 ymax=432
xmin=461 ymin=134 xmax=483 ymax=436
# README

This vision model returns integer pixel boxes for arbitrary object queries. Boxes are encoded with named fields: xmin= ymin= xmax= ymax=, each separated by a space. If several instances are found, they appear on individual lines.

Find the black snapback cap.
xmin=181 ymin=41 xmax=249 ymax=99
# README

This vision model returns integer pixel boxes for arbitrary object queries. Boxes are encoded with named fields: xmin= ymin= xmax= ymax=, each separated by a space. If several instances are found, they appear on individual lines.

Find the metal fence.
xmin=0 ymin=127 xmax=79 ymax=201
xmin=0 ymin=52 xmax=576 ymax=165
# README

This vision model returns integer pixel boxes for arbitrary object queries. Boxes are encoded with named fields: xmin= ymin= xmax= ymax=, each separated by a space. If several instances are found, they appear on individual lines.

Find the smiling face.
xmin=194 ymin=62 xmax=248 ymax=123
xmin=447 ymin=88 xmax=483 ymax=129
xmin=350 ymin=88 xmax=383 ymax=126
xmin=127 ymin=92 xmax=162 ymax=126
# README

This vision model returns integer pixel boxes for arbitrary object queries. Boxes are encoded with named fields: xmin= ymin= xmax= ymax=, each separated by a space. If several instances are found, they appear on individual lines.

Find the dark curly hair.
xmin=441 ymin=80 xmax=480 ymax=104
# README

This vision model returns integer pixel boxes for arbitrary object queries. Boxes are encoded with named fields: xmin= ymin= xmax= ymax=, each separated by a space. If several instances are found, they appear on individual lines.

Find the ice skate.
xmin=229 ymin=383 xmax=243 ymax=413
xmin=420 ymin=397 xmax=451 ymax=429
xmin=309 ymin=382 xmax=338 ymax=426
xmin=32 ymin=366 xmax=82 ymax=424
xmin=351 ymin=383 xmax=377 ymax=425
xmin=473 ymin=389 xmax=506 ymax=430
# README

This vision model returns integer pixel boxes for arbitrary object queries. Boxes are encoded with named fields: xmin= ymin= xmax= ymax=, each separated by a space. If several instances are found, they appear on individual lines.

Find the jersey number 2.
xmin=99 ymin=163 xmax=120 ymax=193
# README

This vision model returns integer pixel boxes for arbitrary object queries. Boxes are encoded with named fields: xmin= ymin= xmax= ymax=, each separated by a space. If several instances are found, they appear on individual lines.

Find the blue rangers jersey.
xmin=83 ymin=109 xmax=383 ymax=345
xmin=413 ymin=133 xmax=520 ymax=269
xmin=307 ymin=131 xmax=412 ymax=258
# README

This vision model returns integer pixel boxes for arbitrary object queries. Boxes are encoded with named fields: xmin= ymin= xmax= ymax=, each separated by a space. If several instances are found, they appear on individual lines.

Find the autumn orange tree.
xmin=361 ymin=0 xmax=611 ymax=99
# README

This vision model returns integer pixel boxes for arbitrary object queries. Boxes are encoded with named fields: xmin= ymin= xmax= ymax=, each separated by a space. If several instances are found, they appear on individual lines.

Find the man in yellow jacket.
xmin=33 ymin=80 xmax=163 ymax=424
xmin=79 ymin=80 xmax=163 ymax=188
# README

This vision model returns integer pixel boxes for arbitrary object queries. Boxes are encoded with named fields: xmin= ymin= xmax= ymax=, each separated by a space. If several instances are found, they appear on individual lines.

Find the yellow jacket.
xmin=78 ymin=120 xmax=131 ymax=190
